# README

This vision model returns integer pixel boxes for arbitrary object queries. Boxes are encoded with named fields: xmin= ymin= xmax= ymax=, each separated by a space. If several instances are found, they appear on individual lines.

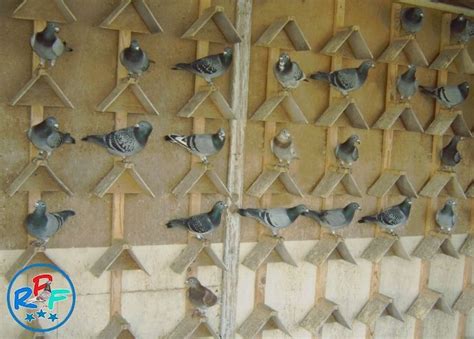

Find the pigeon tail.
xmin=57 ymin=210 xmax=75 ymax=221
xmin=164 ymin=134 xmax=189 ymax=150
xmin=310 ymin=71 xmax=330 ymax=82
xmin=166 ymin=219 xmax=185 ymax=229
xmin=171 ymin=63 xmax=192 ymax=71
xmin=237 ymin=208 xmax=260 ymax=218
xmin=81 ymin=135 xmax=105 ymax=146
xmin=358 ymin=215 xmax=377 ymax=223
xmin=418 ymin=85 xmax=435 ymax=96
xmin=63 ymin=42 xmax=73 ymax=52
xmin=62 ymin=133 xmax=75 ymax=144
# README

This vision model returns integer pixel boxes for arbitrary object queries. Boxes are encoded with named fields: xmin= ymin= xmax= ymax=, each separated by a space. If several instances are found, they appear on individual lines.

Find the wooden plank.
xmin=397 ymin=0 xmax=474 ymax=16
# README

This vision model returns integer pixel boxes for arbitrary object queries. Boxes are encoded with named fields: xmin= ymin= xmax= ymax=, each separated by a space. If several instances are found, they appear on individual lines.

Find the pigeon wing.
xmin=377 ymin=207 xmax=405 ymax=226
xmin=331 ymin=69 xmax=358 ymax=90
xmin=185 ymin=214 xmax=212 ymax=234
xmin=46 ymin=132 xmax=62 ymax=149
xmin=319 ymin=209 xmax=348 ymax=227
xmin=105 ymin=128 xmax=137 ymax=154
xmin=191 ymin=55 xmax=219 ymax=75
xmin=51 ymin=38 xmax=65 ymax=57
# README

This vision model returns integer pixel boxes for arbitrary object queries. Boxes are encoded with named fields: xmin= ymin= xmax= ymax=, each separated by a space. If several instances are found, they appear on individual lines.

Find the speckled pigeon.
xmin=436 ymin=200 xmax=456 ymax=233
xmin=271 ymin=128 xmax=298 ymax=166
xmin=120 ymin=39 xmax=153 ymax=78
xmin=419 ymin=82 xmax=469 ymax=109
xmin=397 ymin=64 xmax=418 ymax=100
xmin=304 ymin=202 xmax=361 ymax=234
xmin=440 ymin=135 xmax=462 ymax=169
xmin=27 ymin=117 xmax=75 ymax=158
xmin=30 ymin=22 xmax=72 ymax=67
xmin=273 ymin=52 xmax=308 ymax=90
xmin=335 ymin=135 xmax=360 ymax=167
xmin=186 ymin=277 xmax=218 ymax=316
xmin=451 ymin=14 xmax=474 ymax=44
xmin=358 ymin=198 xmax=413 ymax=235
xmin=401 ymin=7 xmax=424 ymax=34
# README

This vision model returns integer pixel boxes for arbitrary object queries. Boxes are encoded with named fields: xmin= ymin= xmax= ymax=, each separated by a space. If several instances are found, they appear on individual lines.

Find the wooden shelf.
xmin=367 ymin=170 xmax=418 ymax=198
xmin=406 ymin=288 xmax=454 ymax=320
xmin=237 ymin=303 xmax=291 ymax=338
xmin=255 ymin=16 xmax=310 ymax=51
xmin=169 ymin=238 xmax=226 ymax=274
xmin=466 ymin=182 xmax=474 ymax=198
xmin=425 ymin=110 xmax=472 ymax=137
xmin=459 ymin=234 xmax=474 ymax=257
xmin=172 ymin=163 xmax=231 ymax=198
xmin=12 ymin=0 xmax=77 ymax=23
xmin=177 ymin=86 xmax=235 ymax=120
xmin=300 ymin=298 xmax=352 ymax=335
xmin=373 ymin=103 xmax=423 ymax=133
xmin=430 ymin=44 xmax=474 ymax=74
xmin=361 ymin=234 xmax=411 ymax=263
xmin=166 ymin=315 xmax=218 ymax=339
xmin=246 ymin=166 xmax=303 ymax=198
xmin=312 ymin=168 xmax=363 ymax=198
xmin=453 ymin=286 xmax=474 ymax=315
xmin=356 ymin=293 xmax=404 ymax=330
xmin=316 ymin=98 xmax=369 ymax=130
xmin=378 ymin=36 xmax=428 ymax=66
xmin=419 ymin=171 xmax=466 ymax=199
xmin=99 ymin=313 xmax=135 ymax=339
xmin=412 ymin=232 xmax=459 ymax=260
xmin=305 ymin=235 xmax=357 ymax=266
xmin=321 ymin=25 xmax=373 ymax=60
xmin=250 ymin=91 xmax=308 ymax=124
xmin=242 ymin=235 xmax=297 ymax=271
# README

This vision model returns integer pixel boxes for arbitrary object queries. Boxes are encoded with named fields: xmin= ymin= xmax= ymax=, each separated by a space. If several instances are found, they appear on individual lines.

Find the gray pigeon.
xmin=120 ymin=39 xmax=153 ymax=78
xmin=310 ymin=60 xmax=375 ymax=96
xmin=26 ymin=200 xmax=75 ymax=246
xmin=440 ymin=135 xmax=462 ymax=169
xmin=171 ymin=48 xmax=233 ymax=85
xmin=335 ymin=135 xmax=360 ymax=167
xmin=419 ymin=82 xmax=469 ymax=109
xmin=397 ymin=64 xmax=418 ymax=100
xmin=271 ymin=129 xmax=298 ymax=166
xmin=165 ymin=128 xmax=225 ymax=164
xmin=358 ymin=198 xmax=413 ymax=235
xmin=166 ymin=201 xmax=227 ymax=240
xmin=27 ymin=117 xmax=75 ymax=158
xmin=185 ymin=277 xmax=218 ymax=316
xmin=273 ymin=52 xmax=308 ymax=90
xmin=436 ymin=200 xmax=456 ymax=233
xmin=400 ymin=7 xmax=424 ymax=34
xmin=30 ymin=22 xmax=72 ymax=67
xmin=304 ymin=202 xmax=361 ymax=234
xmin=26 ymin=281 xmax=52 ymax=305
xmin=237 ymin=205 xmax=309 ymax=237
xmin=81 ymin=121 xmax=152 ymax=159
xmin=451 ymin=14 xmax=474 ymax=44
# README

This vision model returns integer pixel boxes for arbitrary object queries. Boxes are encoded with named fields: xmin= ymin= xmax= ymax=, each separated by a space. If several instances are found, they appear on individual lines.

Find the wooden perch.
xmin=373 ymin=103 xmax=423 ymax=133
xmin=406 ymin=288 xmax=454 ymax=320
xmin=361 ymin=234 xmax=411 ymax=263
xmin=367 ymin=170 xmax=418 ymax=198
xmin=378 ymin=36 xmax=428 ymax=66
xmin=169 ymin=238 xmax=226 ymax=274
xmin=466 ymin=182 xmax=474 ymax=198
xmin=460 ymin=234 xmax=474 ymax=257
xmin=172 ymin=163 xmax=231 ymax=198
xmin=6 ymin=158 xmax=73 ymax=197
xmin=255 ymin=16 xmax=311 ymax=51
xmin=250 ymin=91 xmax=308 ymax=123
xmin=99 ymin=313 xmax=134 ymax=339
xmin=246 ymin=166 xmax=303 ymax=198
xmin=100 ymin=0 xmax=163 ymax=34
xmin=90 ymin=239 xmax=149 ymax=278
xmin=305 ymin=235 xmax=357 ymax=266
xmin=10 ymin=68 xmax=74 ymax=108
xmin=300 ymin=298 xmax=352 ymax=335
xmin=430 ymin=44 xmax=474 ymax=74
xmin=312 ymin=168 xmax=363 ymax=198
xmin=425 ymin=110 xmax=472 ymax=137
xmin=242 ymin=235 xmax=297 ymax=271
xmin=177 ymin=86 xmax=235 ymax=119
xmin=321 ymin=25 xmax=373 ymax=60
xmin=12 ymin=0 xmax=77 ymax=23
xmin=412 ymin=232 xmax=460 ymax=260
xmin=316 ymin=98 xmax=369 ymax=130
xmin=356 ymin=293 xmax=404 ymax=330
xmin=5 ymin=245 xmax=60 ymax=282
xmin=453 ymin=286 xmax=474 ymax=315
xmin=237 ymin=303 xmax=291 ymax=338
xmin=166 ymin=315 xmax=219 ymax=339
xmin=96 ymin=77 xmax=159 ymax=115
xmin=181 ymin=6 xmax=241 ymax=43
xmin=419 ymin=171 xmax=466 ymax=199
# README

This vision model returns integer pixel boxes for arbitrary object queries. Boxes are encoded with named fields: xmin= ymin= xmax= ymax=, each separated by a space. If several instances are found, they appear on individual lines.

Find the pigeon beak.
xmin=54 ymin=26 xmax=60 ymax=33
xmin=54 ymin=123 xmax=59 ymax=128
xmin=356 ymin=139 xmax=361 ymax=144
xmin=134 ymin=124 xmax=140 ymax=128
xmin=357 ymin=206 xmax=362 ymax=210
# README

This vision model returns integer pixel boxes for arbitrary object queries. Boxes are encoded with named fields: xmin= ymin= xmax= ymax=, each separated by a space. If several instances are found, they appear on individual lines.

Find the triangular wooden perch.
xmin=169 ymin=238 xmax=226 ymax=274
xmin=172 ymin=163 xmax=231 ymax=198
xmin=453 ymin=286 xmax=474 ymax=315
xmin=361 ymin=234 xmax=411 ymax=263
xmin=181 ymin=5 xmax=241 ymax=43
xmin=21 ymin=319 xmax=44 ymax=338
xmin=96 ymin=77 xmax=159 ymax=115
xmin=356 ymin=293 xmax=404 ymax=330
xmin=238 ymin=303 xmax=291 ymax=338
xmin=246 ymin=166 xmax=303 ymax=198
xmin=425 ymin=110 xmax=471 ymax=137
xmin=305 ymin=235 xmax=357 ymax=266
xmin=242 ymin=235 xmax=297 ymax=271
xmin=466 ymin=182 xmax=474 ymax=198
xmin=10 ymin=68 xmax=74 ymax=108
xmin=90 ymin=239 xmax=149 ymax=278
xmin=378 ymin=36 xmax=428 ymax=66
xmin=412 ymin=232 xmax=459 ymax=260
xmin=255 ymin=16 xmax=310 ymax=51
xmin=321 ymin=25 xmax=373 ymax=60
xmin=300 ymin=298 xmax=352 ymax=335
xmin=312 ymin=168 xmax=363 ymax=198
xmin=177 ymin=86 xmax=235 ymax=119
xmin=419 ymin=171 xmax=466 ymax=199
xmin=93 ymin=161 xmax=154 ymax=198
xmin=407 ymin=288 xmax=454 ymax=320
xmin=12 ymin=0 xmax=77 ymax=23
xmin=250 ymin=91 xmax=308 ymax=123
xmin=99 ymin=313 xmax=135 ymax=339
xmin=100 ymin=0 xmax=163 ymax=34
xmin=166 ymin=315 xmax=219 ymax=339
xmin=367 ymin=170 xmax=418 ymax=198
xmin=373 ymin=103 xmax=423 ymax=133
xmin=6 ymin=158 xmax=73 ymax=197
xmin=430 ymin=44 xmax=474 ymax=74
xmin=316 ymin=98 xmax=369 ymax=129
xmin=460 ymin=234 xmax=474 ymax=257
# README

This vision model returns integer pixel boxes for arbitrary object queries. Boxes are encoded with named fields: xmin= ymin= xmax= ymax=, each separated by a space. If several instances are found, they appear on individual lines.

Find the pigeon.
xmin=26 ymin=200 xmax=75 ymax=246
xmin=165 ymin=128 xmax=225 ymax=164
xmin=26 ymin=281 xmax=52 ymax=305
xmin=400 ymin=7 xmax=424 ymax=34
xmin=440 ymin=135 xmax=462 ymax=169
xmin=436 ymin=200 xmax=456 ymax=233
xmin=81 ymin=121 xmax=152 ymax=159
xmin=273 ymin=52 xmax=308 ymax=90
xmin=358 ymin=198 xmax=413 ymax=235
xmin=27 ymin=117 xmax=75 ymax=158
xmin=120 ymin=39 xmax=153 ymax=78
xmin=171 ymin=48 xmax=233 ymax=86
xmin=451 ymin=14 xmax=474 ymax=44
xmin=237 ymin=205 xmax=309 ymax=237
xmin=419 ymin=82 xmax=469 ymax=109
xmin=304 ymin=202 xmax=361 ymax=235
xmin=271 ymin=128 xmax=298 ymax=166
xmin=30 ymin=22 xmax=72 ymax=67
xmin=310 ymin=60 xmax=375 ymax=96
xmin=397 ymin=64 xmax=418 ymax=100
xmin=185 ymin=277 xmax=218 ymax=316
xmin=335 ymin=135 xmax=360 ymax=167
xmin=166 ymin=201 xmax=227 ymax=240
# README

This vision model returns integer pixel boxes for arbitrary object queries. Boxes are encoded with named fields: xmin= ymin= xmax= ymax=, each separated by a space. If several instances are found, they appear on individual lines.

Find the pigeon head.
xmin=34 ymin=200 xmax=47 ymax=213
xmin=346 ymin=202 xmax=362 ymax=211
xmin=348 ymin=134 xmax=360 ymax=145
xmin=134 ymin=121 xmax=153 ymax=145
xmin=294 ymin=204 xmax=310 ymax=215
xmin=403 ymin=64 xmax=417 ymax=80
xmin=458 ymin=82 xmax=470 ymax=97
xmin=221 ymin=47 xmax=233 ymax=66
xmin=445 ymin=199 xmax=456 ymax=207
xmin=278 ymin=53 xmax=291 ymax=71
xmin=45 ymin=22 xmax=60 ymax=33
xmin=399 ymin=197 xmax=413 ymax=216
xmin=405 ymin=7 xmax=424 ymax=22
xmin=185 ymin=277 xmax=201 ymax=288
xmin=209 ymin=201 xmax=228 ymax=225
xmin=277 ymin=128 xmax=291 ymax=141
xmin=130 ymin=39 xmax=140 ymax=50
xmin=44 ymin=117 xmax=59 ymax=130
xmin=359 ymin=60 xmax=375 ymax=70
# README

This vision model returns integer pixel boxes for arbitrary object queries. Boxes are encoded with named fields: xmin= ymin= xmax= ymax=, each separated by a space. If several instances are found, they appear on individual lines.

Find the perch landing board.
xmin=367 ymin=170 xmax=418 ymax=198
xmin=177 ymin=86 xmax=235 ymax=119
xmin=361 ymin=234 xmax=411 ymax=263
xmin=237 ymin=303 xmax=291 ymax=339
xmin=165 ymin=315 xmax=219 ymax=339
xmin=242 ymin=235 xmax=297 ymax=271
xmin=250 ymin=91 xmax=308 ymax=124
xmin=315 ymin=98 xmax=369 ymax=130
xmin=100 ymin=0 xmax=163 ymax=34
xmin=412 ymin=232 xmax=459 ymax=260
xmin=419 ymin=171 xmax=466 ymax=199
xmin=246 ymin=166 xmax=303 ymax=198
xmin=255 ymin=16 xmax=311 ymax=51
xmin=300 ymin=298 xmax=352 ymax=335
xmin=172 ymin=164 xmax=231 ymax=198
xmin=406 ymin=288 xmax=454 ymax=320
xmin=181 ymin=5 xmax=241 ymax=44
xmin=12 ymin=0 xmax=77 ymax=23
xmin=425 ymin=110 xmax=472 ymax=137
xmin=453 ymin=286 xmax=474 ymax=315
xmin=372 ymin=103 xmax=423 ymax=133
xmin=466 ymin=182 xmax=474 ymax=198
xmin=312 ymin=168 xmax=363 ymax=198
xmin=169 ymin=238 xmax=226 ymax=274
xmin=321 ymin=25 xmax=373 ymax=60
xmin=21 ymin=319 xmax=43 ymax=339
xmin=99 ymin=313 xmax=135 ymax=339
xmin=430 ymin=44 xmax=474 ymax=74
xmin=305 ymin=235 xmax=357 ymax=266
xmin=356 ymin=293 xmax=404 ymax=330
xmin=377 ymin=36 xmax=428 ymax=66
xmin=460 ymin=234 xmax=474 ymax=257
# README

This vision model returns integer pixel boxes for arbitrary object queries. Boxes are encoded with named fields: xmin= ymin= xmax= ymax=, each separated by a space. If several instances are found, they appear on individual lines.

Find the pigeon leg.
xmin=201 ymin=157 xmax=209 ymax=165
xmin=39 ymin=58 xmax=46 ymax=68
xmin=207 ymin=80 xmax=216 ymax=91
xmin=50 ymin=59 xmax=56 ymax=67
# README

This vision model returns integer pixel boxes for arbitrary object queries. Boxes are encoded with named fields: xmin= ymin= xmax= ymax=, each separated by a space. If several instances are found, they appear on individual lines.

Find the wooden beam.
xmin=397 ymin=0 xmax=474 ymax=16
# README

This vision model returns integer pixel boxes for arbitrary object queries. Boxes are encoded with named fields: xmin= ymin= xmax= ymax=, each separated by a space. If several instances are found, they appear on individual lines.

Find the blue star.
xmin=37 ymin=309 xmax=47 ymax=318
xmin=25 ymin=313 xmax=35 ymax=322
xmin=48 ymin=313 xmax=58 ymax=322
